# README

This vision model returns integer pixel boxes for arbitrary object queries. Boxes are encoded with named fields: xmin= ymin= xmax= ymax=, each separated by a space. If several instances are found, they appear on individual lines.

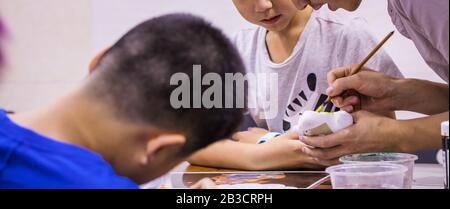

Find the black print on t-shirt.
xmin=282 ymin=73 xmax=339 ymax=132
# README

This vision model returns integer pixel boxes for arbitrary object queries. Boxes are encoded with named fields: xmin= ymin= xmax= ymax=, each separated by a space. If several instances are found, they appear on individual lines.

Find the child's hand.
xmin=250 ymin=132 xmax=327 ymax=170
xmin=190 ymin=178 xmax=218 ymax=189
xmin=232 ymin=128 xmax=269 ymax=144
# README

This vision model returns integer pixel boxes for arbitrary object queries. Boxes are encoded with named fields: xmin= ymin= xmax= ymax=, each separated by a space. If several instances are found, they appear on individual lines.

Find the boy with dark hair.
xmin=0 ymin=14 xmax=245 ymax=188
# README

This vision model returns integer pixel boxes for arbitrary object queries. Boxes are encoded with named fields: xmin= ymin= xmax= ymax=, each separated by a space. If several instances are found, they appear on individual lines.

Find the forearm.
xmin=395 ymin=112 xmax=449 ymax=153
xmin=187 ymin=140 xmax=259 ymax=170
xmin=394 ymin=78 xmax=449 ymax=115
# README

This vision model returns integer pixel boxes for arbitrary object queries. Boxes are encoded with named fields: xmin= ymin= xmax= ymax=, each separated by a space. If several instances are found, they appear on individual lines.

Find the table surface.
xmin=141 ymin=162 xmax=445 ymax=189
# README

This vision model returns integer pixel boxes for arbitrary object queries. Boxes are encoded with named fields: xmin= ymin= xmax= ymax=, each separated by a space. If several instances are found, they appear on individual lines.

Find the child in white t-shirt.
xmin=188 ymin=0 xmax=402 ymax=170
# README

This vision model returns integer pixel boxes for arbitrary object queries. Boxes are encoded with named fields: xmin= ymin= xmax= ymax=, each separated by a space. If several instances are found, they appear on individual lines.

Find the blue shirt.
xmin=0 ymin=110 xmax=139 ymax=189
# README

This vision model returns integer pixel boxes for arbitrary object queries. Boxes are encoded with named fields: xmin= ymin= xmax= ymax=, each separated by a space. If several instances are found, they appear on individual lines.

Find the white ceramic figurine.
xmin=294 ymin=111 xmax=353 ymax=136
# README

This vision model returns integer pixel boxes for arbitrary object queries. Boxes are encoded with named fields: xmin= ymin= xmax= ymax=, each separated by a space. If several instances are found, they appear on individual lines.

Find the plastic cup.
xmin=326 ymin=163 xmax=408 ymax=189
xmin=339 ymin=153 xmax=418 ymax=189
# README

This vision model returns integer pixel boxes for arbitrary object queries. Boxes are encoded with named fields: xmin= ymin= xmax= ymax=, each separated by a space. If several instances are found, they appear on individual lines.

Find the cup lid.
xmin=339 ymin=153 xmax=418 ymax=164
xmin=326 ymin=163 xmax=408 ymax=177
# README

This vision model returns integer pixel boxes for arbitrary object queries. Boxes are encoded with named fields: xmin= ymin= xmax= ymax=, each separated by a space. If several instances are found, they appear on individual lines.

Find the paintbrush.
xmin=315 ymin=31 xmax=395 ymax=112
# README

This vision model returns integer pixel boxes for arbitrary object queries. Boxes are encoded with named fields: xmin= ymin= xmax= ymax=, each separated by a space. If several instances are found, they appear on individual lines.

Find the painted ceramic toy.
xmin=294 ymin=111 xmax=353 ymax=136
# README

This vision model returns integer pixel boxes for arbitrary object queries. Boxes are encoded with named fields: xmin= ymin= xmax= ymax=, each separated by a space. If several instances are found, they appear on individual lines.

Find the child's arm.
xmin=188 ymin=140 xmax=261 ymax=170
xmin=188 ymin=132 xmax=325 ymax=170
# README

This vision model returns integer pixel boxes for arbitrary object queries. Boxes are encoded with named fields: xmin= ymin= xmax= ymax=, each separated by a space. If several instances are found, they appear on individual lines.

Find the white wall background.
xmin=91 ymin=0 xmax=252 ymax=54
xmin=0 ymin=0 xmax=446 ymax=120
xmin=0 ymin=0 xmax=91 ymax=111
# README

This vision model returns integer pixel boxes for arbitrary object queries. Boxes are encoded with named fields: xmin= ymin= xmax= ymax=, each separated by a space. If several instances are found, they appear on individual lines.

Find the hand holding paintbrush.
xmin=315 ymin=31 xmax=395 ymax=112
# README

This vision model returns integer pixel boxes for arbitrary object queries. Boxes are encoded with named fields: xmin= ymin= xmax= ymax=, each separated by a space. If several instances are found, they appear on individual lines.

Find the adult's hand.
xmin=299 ymin=111 xmax=402 ymax=166
xmin=327 ymin=65 xmax=449 ymax=115
xmin=326 ymin=65 xmax=399 ymax=113
xmin=300 ymin=111 xmax=448 ymax=165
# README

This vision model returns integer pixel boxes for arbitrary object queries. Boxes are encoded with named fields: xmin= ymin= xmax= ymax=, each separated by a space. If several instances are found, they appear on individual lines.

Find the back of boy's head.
xmin=87 ymin=13 xmax=246 ymax=156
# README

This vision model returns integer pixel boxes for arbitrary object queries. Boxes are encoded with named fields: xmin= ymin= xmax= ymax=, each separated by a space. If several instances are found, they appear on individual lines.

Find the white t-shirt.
xmin=234 ymin=8 xmax=403 ymax=133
